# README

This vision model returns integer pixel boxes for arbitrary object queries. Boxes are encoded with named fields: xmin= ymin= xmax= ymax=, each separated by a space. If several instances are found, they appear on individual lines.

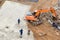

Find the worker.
xmin=27 ymin=29 xmax=30 ymax=35
xmin=18 ymin=18 xmax=20 ymax=24
xmin=19 ymin=29 xmax=23 ymax=38
xmin=52 ymin=22 xmax=58 ymax=28
xmin=48 ymin=20 xmax=58 ymax=29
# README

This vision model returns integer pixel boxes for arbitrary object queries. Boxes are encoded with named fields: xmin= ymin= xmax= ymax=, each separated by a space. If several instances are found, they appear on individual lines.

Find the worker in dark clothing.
xmin=52 ymin=22 xmax=58 ymax=28
xmin=27 ymin=29 xmax=30 ymax=35
xmin=19 ymin=29 xmax=23 ymax=38
xmin=18 ymin=18 xmax=20 ymax=24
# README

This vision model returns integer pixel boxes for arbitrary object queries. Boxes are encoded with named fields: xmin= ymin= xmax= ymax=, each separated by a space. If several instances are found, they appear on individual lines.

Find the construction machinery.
xmin=25 ymin=7 xmax=57 ymax=26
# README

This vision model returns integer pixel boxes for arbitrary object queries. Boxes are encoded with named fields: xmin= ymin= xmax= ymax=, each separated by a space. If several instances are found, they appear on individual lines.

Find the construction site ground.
xmin=28 ymin=19 xmax=60 ymax=40
xmin=0 ymin=0 xmax=60 ymax=40
xmin=19 ymin=0 xmax=60 ymax=40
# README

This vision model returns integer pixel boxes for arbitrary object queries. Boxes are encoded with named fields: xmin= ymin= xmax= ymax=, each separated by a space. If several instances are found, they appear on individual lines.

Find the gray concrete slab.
xmin=0 ymin=1 xmax=34 ymax=40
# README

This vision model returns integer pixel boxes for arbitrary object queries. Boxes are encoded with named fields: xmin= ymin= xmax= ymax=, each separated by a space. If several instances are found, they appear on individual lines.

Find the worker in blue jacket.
xmin=19 ymin=29 xmax=23 ymax=38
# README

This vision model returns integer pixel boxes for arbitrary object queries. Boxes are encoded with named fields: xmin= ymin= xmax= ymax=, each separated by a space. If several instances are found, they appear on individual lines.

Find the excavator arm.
xmin=35 ymin=9 xmax=49 ymax=17
xmin=35 ymin=7 xmax=57 ymax=17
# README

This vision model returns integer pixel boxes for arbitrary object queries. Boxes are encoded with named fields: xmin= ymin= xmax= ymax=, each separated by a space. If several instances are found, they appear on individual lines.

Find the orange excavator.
xmin=25 ymin=7 xmax=57 ymax=26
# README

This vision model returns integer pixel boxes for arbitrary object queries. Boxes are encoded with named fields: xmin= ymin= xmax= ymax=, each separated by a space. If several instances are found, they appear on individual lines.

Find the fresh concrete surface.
xmin=0 ymin=1 xmax=34 ymax=40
